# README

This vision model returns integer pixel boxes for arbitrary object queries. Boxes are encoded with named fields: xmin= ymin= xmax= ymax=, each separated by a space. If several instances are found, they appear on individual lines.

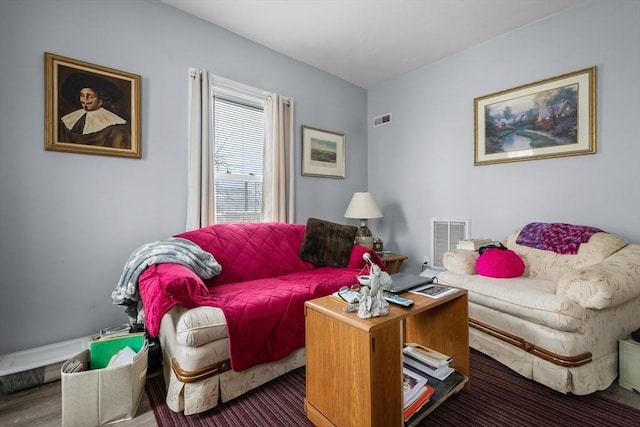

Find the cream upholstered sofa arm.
xmin=556 ymin=244 xmax=640 ymax=310
xmin=442 ymin=249 xmax=480 ymax=275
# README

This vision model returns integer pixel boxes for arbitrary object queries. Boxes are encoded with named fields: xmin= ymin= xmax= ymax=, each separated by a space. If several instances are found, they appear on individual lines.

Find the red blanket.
xmin=139 ymin=264 xmax=364 ymax=371
xmin=137 ymin=222 xmax=387 ymax=372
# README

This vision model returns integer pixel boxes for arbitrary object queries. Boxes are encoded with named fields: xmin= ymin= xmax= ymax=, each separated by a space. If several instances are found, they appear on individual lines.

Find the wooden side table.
xmin=379 ymin=252 xmax=408 ymax=274
xmin=304 ymin=290 xmax=469 ymax=427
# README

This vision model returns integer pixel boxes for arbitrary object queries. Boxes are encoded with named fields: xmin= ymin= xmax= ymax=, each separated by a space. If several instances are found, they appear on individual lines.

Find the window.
xmin=213 ymin=88 xmax=265 ymax=223
xmin=187 ymin=69 xmax=293 ymax=230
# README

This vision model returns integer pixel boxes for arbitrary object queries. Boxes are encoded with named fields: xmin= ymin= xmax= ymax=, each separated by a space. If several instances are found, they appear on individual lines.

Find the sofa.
xmin=136 ymin=220 xmax=386 ymax=415
xmin=438 ymin=223 xmax=640 ymax=395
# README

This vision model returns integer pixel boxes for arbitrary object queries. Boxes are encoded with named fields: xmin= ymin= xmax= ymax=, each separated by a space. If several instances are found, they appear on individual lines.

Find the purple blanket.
xmin=516 ymin=222 xmax=603 ymax=254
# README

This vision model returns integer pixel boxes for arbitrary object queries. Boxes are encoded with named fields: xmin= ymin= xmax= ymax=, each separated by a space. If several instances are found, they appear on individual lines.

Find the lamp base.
xmin=355 ymin=236 xmax=374 ymax=249
xmin=355 ymin=225 xmax=374 ymax=249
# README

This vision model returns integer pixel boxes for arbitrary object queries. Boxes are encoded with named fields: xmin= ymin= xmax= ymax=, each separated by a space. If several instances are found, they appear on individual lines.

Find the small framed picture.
xmin=45 ymin=52 xmax=141 ymax=158
xmin=301 ymin=125 xmax=345 ymax=178
xmin=474 ymin=67 xmax=596 ymax=166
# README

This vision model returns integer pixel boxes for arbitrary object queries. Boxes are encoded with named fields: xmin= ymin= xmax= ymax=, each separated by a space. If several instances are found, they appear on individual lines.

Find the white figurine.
xmin=357 ymin=284 xmax=373 ymax=318
xmin=357 ymin=261 xmax=392 ymax=318
xmin=371 ymin=264 xmax=390 ymax=317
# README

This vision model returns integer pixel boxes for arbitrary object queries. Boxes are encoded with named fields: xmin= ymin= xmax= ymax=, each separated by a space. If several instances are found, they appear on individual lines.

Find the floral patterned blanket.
xmin=515 ymin=222 xmax=604 ymax=254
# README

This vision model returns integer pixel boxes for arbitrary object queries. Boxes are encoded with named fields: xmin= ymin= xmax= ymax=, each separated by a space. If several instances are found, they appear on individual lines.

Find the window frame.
xmin=210 ymin=76 xmax=269 ymax=224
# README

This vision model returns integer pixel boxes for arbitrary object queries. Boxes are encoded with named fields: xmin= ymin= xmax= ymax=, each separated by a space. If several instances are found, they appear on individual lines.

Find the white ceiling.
xmin=161 ymin=0 xmax=588 ymax=88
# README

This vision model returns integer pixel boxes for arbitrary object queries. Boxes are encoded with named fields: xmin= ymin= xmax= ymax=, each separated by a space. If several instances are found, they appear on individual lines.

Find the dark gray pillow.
xmin=299 ymin=218 xmax=357 ymax=267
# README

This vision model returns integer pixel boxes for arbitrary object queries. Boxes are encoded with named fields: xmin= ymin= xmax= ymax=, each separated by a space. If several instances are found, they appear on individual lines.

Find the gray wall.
xmin=0 ymin=0 xmax=367 ymax=353
xmin=2 ymin=0 xmax=638 ymax=354
xmin=368 ymin=0 xmax=640 ymax=273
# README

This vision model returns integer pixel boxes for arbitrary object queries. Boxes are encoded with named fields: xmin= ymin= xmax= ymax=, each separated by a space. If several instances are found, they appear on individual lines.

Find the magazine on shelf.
xmin=408 ymin=283 xmax=458 ymax=299
xmin=403 ymin=383 xmax=435 ymax=421
xmin=404 ymin=370 xmax=466 ymax=426
xmin=404 ymin=343 xmax=452 ymax=367
xmin=403 ymin=384 xmax=425 ymax=409
xmin=403 ymin=354 xmax=455 ymax=381
xmin=402 ymin=366 xmax=428 ymax=406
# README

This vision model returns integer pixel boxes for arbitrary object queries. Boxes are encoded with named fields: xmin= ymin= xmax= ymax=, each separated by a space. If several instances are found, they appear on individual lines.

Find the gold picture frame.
xmin=474 ymin=67 xmax=596 ymax=166
xmin=302 ymin=125 xmax=345 ymax=178
xmin=45 ymin=52 xmax=141 ymax=158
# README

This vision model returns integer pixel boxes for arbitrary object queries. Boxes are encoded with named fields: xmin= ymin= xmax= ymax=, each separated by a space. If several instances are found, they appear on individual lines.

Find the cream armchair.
xmin=438 ymin=228 xmax=640 ymax=395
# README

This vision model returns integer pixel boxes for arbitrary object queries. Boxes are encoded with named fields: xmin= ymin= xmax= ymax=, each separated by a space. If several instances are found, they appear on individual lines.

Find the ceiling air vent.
xmin=373 ymin=113 xmax=391 ymax=127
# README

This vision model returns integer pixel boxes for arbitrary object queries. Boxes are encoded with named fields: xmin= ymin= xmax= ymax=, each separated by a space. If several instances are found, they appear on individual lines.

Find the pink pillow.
xmin=476 ymin=248 xmax=525 ymax=278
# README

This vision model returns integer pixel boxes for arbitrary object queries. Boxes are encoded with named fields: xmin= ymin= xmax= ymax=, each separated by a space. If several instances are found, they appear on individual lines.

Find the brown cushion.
xmin=299 ymin=218 xmax=357 ymax=267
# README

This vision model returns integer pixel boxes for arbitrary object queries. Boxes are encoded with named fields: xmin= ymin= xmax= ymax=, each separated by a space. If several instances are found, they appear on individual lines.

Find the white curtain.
xmin=186 ymin=70 xmax=294 ymax=228
xmin=263 ymin=94 xmax=295 ymax=223
xmin=185 ymin=68 xmax=215 ymax=230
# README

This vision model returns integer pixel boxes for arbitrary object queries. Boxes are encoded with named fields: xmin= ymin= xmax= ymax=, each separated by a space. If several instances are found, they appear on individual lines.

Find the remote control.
xmin=383 ymin=291 xmax=414 ymax=307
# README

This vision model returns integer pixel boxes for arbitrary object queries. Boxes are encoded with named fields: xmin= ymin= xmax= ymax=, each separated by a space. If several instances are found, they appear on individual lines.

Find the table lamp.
xmin=344 ymin=192 xmax=383 ymax=248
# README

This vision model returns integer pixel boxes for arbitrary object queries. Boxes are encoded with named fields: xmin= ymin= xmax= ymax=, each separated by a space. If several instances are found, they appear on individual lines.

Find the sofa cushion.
xmin=209 ymin=267 xmax=364 ymax=371
xmin=443 ymin=249 xmax=479 ymax=275
xmin=438 ymin=271 xmax=584 ymax=332
xmin=299 ymin=218 xmax=357 ymax=267
xmin=476 ymin=248 xmax=525 ymax=278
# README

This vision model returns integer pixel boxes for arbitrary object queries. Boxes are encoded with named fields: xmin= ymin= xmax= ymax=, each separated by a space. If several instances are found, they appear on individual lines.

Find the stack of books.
xmin=402 ymin=366 xmax=435 ymax=421
xmin=403 ymin=342 xmax=455 ymax=381
xmin=456 ymin=238 xmax=492 ymax=250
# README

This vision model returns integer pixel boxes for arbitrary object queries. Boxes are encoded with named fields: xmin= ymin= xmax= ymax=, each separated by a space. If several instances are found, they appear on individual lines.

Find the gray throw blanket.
xmin=111 ymin=237 xmax=222 ymax=324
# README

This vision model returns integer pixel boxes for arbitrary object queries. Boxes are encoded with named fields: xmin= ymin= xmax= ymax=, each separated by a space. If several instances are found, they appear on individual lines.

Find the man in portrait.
xmin=58 ymin=72 xmax=131 ymax=149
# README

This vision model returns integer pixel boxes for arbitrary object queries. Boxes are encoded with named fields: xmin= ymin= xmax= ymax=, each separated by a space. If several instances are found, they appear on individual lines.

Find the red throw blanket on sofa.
xmin=140 ymin=265 xmax=365 ymax=371
xmin=138 ymin=222 xmax=386 ymax=372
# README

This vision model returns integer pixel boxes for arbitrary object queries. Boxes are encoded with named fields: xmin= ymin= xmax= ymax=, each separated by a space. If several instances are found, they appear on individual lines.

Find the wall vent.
xmin=431 ymin=218 xmax=470 ymax=269
xmin=373 ymin=113 xmax=392 ymax=127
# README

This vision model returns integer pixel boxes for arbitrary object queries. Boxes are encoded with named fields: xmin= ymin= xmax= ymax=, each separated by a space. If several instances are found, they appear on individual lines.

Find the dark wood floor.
xmin=1 ymin=371 xmax=638 ymax=426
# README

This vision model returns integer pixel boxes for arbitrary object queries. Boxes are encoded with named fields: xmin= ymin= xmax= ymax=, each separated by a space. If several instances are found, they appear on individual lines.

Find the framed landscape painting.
xmin=302 ymin=125 xmax=345 ymax=178
xmin=474 ymin=67 xmax=596 ymax=166
xmin=45 ymin=52 xmax=141 ymax=159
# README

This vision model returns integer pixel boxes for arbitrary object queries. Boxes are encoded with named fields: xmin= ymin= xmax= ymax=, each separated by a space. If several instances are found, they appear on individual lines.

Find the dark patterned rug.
xmin=146 ymin=349 xmax=640 ymax=426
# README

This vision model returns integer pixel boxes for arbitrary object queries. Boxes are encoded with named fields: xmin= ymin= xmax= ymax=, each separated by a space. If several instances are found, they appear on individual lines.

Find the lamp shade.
xmin=344 ymin=192 xmax=383 ymax=219
xmin=344 ymin=192 xmax=382 ymax=248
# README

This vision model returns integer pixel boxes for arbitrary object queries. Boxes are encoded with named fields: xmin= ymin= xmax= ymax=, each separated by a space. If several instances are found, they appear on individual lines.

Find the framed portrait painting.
xmin=474 ymin=67 xmax=596 ymax=166
xmin=301 ymin=125 xmax=345 ymax=178
xmin=45 ymin=52 xmax=141 ymax=158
